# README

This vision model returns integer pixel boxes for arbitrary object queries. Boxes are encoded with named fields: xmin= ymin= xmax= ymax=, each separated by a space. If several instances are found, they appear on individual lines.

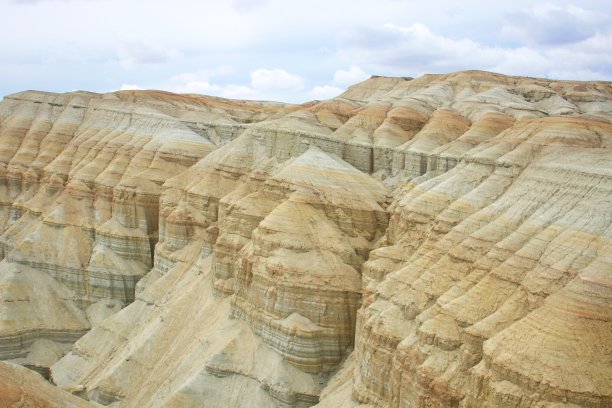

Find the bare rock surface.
xmin=0 ymin=71 xmax=610 ymax=407
xmin=0 ymin=361 xmax=97 ymax=407
xmin=0 ymin=90 xmax=289 ymax=373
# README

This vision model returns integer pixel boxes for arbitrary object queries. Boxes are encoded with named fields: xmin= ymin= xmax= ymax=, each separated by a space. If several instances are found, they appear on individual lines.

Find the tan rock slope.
xmin=0 ymin=90 xmax=292 ymax=371
xmin=0 ymin=361 xmax=97 ymax=408
xmin=0 ymin=71 xmax=610 ymax=407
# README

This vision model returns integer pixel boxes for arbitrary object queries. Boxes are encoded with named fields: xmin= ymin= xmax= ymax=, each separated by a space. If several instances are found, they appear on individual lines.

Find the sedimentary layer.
xmin=0 ymin=361 xmax=96 ymax=408
xmin=0 ymin=70 xmax=610 ymax=407
xmin=0 ymin=90 xmax=291 ymax=369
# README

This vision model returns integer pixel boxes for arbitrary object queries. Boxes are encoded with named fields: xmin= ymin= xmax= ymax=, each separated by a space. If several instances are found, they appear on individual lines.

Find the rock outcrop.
xmin=0 ymin=71 xmax=610 ymax=407
xmin=0 ymin=361 xmax=96 ymax=408
xmin=0 ymin=90 xmax=291 ymax=371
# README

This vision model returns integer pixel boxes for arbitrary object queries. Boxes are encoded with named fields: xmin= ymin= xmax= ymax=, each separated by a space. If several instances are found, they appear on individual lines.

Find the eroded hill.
xmin=0 ymin=71 xmax=610 ymax=407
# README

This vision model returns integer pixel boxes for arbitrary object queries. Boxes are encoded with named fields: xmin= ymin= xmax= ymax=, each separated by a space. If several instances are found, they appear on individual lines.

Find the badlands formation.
xmin=0 ymin=71 xmax=610 ymax=407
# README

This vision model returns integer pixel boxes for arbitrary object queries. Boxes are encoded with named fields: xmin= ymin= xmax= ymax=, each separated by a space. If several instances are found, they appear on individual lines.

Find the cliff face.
xmin=0 ymin=90 xmax=290 ymax=374
xmin=0 ymin=71 xmax=610 ymax=407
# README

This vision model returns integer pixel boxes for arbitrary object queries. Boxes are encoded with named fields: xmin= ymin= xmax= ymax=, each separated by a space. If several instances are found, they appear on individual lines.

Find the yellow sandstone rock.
xmin=0 ymin=71 xmax=609 ymax=407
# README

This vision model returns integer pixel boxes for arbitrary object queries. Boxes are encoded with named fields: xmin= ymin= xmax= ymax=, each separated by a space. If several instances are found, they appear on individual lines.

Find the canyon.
xmin=0 ymin=71 xmax=610 ymax=407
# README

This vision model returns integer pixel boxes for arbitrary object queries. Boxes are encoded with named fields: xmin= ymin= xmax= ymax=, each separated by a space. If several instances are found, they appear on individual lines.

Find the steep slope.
xmin=0 ymin=361 xmax=97 ymax=408
xmin=0 ymin=71 xmax=610 ymax=407
xmin=347 ymin=118 xmax=612 ymax=408
xmin=0 ymin=90 xmax=293 ymax=372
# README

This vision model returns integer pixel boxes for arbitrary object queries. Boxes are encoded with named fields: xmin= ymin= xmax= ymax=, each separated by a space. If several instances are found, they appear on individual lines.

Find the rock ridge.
xmin=0 ymin=70 xmax=609 ymax=407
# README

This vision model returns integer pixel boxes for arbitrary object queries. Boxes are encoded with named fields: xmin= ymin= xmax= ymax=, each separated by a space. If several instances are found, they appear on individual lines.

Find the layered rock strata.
xmin=349 ymin=119 xmax=612 ymax=408
xmin=0 ymin=71 xmax=610 ymax=407
xmin=0 ymin=361 xmax=97 ymax=408
xmin=0 ymin=90 xmax=290 ymax=370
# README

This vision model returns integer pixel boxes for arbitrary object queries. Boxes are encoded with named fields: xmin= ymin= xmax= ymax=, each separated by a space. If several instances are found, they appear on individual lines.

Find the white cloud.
xmin=502 ymin=4 xmax=610 ymax=46
xmin=133 ymin=16 xmax=611 ymax=103
xmin=162 ymin=68 xmax=308 ymax=102
xmin=547 ymin=69 xmax=610 ymax=81
xmin=339 ymin=23 xmax=501 ymax=74
xmin=338 ymin=21 xmax=612 ymax=80
xmin=1 ymin=0 xmax=611 ymax=101
xmin=119 ymin=83 xmax=142 ymax=90
xmin=308 ymin=85 xmax=345 ymax=99
xmin=11 ymin=0 xmax=96 ymax=3
xmin=168 ymin=66 xmax=234 ymax=89
xmin=232 ymin=0 xmax=266 ymax=13
xmin=218 ymin=85 xmax=261 ymax=100
xmin=171 ymin=81 xmax=222 ymax=95
xmin=333 ymin=66 xmax=369 ymax=85
xmin=250 ymin=68 xmax=304 ymax=90
xmin=163 ymin=76 xmax=255 ymax=99
xmin=117 ymin=39 xmax=181 ymax=67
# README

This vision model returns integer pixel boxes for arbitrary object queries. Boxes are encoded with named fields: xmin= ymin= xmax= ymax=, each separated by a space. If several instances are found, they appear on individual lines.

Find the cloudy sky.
xmin=1 ymin=0 xmax=611 ymax=102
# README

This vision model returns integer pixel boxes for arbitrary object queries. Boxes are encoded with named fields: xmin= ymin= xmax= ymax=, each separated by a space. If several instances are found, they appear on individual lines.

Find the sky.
xmin=0 ymin=0 xmax=611 ymax=103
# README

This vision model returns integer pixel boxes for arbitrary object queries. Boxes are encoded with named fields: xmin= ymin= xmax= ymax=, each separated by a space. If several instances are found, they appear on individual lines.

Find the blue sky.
xmin=1 ymin=0 xmax=611 ymax=102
